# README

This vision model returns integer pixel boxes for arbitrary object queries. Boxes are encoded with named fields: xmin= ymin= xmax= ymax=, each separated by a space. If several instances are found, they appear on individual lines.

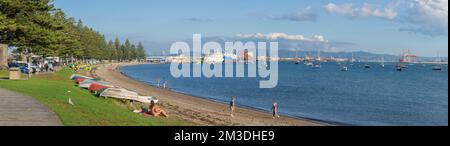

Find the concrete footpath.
xmin=0 ymin=88 xmax=62 ymax=126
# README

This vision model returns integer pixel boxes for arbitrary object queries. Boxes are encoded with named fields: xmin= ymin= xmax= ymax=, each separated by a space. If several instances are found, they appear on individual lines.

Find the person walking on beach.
xmin=229 ymin=96 xmax=236 ymax=117
xmin=272 ymin=100 xmax=280 ymax=119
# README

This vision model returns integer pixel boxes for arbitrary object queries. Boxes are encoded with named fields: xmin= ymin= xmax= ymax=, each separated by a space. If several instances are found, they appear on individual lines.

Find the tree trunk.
xmin=0 ymin=44 xmax=8 ymax=70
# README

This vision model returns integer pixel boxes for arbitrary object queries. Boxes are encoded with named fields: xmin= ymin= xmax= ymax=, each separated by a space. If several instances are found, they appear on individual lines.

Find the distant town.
xmin=144 ymin=48 xmax=448 ymax=65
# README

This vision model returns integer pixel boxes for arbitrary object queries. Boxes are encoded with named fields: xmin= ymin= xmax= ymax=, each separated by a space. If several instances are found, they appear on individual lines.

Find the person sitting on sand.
xmin=145 ymin=100 xmax=169 ymax=117
xmin=230 ymin=96 xmax=236 ymax=117
xmin=272 ymin=101 xmax=280 ymax=119
xmin=135 ymin=101 xmax=168 ymax=118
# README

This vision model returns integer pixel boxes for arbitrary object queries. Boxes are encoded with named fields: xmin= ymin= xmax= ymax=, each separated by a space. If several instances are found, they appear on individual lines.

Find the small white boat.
xmin=99 ymin=88 xmax=139 ymax=100
xmin=313 ymin=64 xmax=321 ymax=68
xmin=341 ymin=66 xmax=349 ymax=71
xmin=70 ymin=74 xmax=92 ymax=80
xmin=134 ymin=96 xmax=159 ymax=104
xmin=79 ymin=80 xmax=112 ymax=89
xmin=432 ymin=66 xmax=443 ymax=71
xmin=99 ymin=88 xmax=158 ymax=103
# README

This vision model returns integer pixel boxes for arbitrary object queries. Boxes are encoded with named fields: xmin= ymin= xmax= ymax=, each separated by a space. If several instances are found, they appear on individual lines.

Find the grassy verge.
xmin=0 ymin=68 xmax=192 ymax=126
xmin=0 ymin=70 xmax=8 ymax=79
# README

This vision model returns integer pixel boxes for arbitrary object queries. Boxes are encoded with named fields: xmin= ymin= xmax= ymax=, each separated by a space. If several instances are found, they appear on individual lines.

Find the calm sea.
xmin=120 ymin=62 xmax=448 ymax=126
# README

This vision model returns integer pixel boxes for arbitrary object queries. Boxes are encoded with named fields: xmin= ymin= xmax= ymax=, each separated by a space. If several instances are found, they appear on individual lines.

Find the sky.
xmin=54 ymin=0 xmax=448 ymax=57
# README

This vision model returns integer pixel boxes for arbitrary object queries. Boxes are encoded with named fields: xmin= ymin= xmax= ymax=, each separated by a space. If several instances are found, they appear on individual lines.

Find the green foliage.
xmin=0 ymin=0 xmax=147 ymax=61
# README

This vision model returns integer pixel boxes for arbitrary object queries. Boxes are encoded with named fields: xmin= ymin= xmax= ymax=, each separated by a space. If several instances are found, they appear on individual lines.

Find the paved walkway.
xmin=0 ymin=88 xmax=62 ymax=126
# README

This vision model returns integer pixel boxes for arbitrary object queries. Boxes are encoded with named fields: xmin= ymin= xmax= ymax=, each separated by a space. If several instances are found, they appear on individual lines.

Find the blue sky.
xmin=54 ymin=0 xmax=448 ymax=57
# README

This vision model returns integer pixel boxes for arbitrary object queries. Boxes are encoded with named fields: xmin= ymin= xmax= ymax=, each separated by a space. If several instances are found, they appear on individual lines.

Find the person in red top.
xmin=272 ymin=101 xmax=280 ymax=118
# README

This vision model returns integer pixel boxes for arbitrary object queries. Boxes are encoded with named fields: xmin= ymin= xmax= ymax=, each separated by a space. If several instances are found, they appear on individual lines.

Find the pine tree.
xmin=1 ymin=0 xmax=147 ymax=65
xmin=114 ymin=37 xmax=122 ymax=61
xmin=137 ymin=42 xmax=146 ymax=60
xmin=124 ymin=39 xmax=132 ymax=61
xmin=130 ymin=44 xmax=137 ymax=61
xmin=107 ymin=40 xmax=115 ymax=62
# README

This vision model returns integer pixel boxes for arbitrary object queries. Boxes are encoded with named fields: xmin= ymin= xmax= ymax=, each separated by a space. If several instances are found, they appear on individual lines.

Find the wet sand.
xmin=96 ymin=63 xmax=326 ymax=126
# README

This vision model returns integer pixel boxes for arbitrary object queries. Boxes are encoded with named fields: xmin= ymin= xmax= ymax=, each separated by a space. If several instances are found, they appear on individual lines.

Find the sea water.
xmin=120 ymin=62 xmax=448 ymax=126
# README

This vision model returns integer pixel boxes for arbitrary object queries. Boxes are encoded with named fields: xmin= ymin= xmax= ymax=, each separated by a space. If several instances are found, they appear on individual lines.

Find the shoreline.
xmin=117 ymin=67 xmax=341 ymax=125
xmin=96 ymin=62 xmax=328 ymax=126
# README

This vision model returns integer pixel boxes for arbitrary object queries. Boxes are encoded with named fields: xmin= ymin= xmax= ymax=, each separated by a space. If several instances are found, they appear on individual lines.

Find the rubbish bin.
xmin=9 ymin=67 xmax=21 ymax=80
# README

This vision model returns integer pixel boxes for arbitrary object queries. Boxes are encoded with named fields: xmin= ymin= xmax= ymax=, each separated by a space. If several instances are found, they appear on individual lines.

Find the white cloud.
xmin=401 ymin=0 xmax=448 ymax=36
xmin=268 ymin=6 xmax=317 ymax=22
xmin=324 ymin=3 xmax=398 ymax=20
xmin=236 ymin=33 xmax=328 ymax=42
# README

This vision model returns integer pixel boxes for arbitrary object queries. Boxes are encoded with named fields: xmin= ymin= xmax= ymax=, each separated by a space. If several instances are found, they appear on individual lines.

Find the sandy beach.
xmin=96 ymin=63 xmax=326 ymax=126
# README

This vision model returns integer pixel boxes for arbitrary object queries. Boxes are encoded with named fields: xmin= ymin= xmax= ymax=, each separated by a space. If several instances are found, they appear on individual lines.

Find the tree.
xmin=120 ymin=44 xmax=126 ymax=61
xmin=0 ymin=0 xmax=62 ymax=56
xmin=130 ymin=44 xmax=137 ymax=61
xmin=137 ymin=42 xmax=146 ymax=60
xmin=106 ymin=40 xmax=114 ymax=62
xmin=124 ymin=39 xmax=131 ymax=61
xmin=114 ymin=37 xmax=122 ymax=61
xmin=1 ymin=0 xmax=144 ymax=66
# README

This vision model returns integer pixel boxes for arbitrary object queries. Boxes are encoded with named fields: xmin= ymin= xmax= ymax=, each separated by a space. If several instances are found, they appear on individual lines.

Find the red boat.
xmin=89 ymin=83 xmax=113 ymax=93
xmin=74 ymin=78 xmax=87 ymax=84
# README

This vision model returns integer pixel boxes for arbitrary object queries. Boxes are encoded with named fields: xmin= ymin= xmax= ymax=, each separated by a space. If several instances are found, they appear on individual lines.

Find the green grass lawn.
xmin=0 ymin=70 xmax=8 ymax=78
xmin=0 ymin=68 xmax=192 ymax=126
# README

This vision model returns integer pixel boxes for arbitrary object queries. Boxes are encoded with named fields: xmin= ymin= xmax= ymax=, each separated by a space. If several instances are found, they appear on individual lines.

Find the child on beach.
xmin=272 ymin=101 xmax=280 ymax=119
xmin=229 ymin=96 xmax=236 ymax=117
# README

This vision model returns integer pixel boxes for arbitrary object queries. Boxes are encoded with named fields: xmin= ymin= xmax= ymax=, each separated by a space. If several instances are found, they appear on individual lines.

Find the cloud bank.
xmin=267 ymin=7 xmax=317 ymax=22
xmin=400 ymin=0 xmax=448 ymax=36
xmin=323 ymin=3 xmax=398 ymax=20
xmin=236 ymin=33 xmax=328 ymax=42
xmin=322 ymin=0 xmax=448 ymax=36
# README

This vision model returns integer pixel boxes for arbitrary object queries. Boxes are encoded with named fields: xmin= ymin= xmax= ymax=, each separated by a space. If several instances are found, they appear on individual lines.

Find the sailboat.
xmin=350 ymin=52 xmax=356 ymax=66
xmin=381 ymin=55 xmax=385 ymax=68
xmin=313 ymin=48 xmax=322 ymax=68
xmin=295 ymin=49 xmax=300 ymax=64
xmin=432 ymin=52 xmax=443 ymax=71
xmin=340 ymin=64 xmax=349 ymax=71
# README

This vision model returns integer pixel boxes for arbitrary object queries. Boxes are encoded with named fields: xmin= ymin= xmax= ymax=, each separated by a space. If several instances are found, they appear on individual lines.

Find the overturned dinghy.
xmin=79 ymin=80 xmax=112 ymax=89
xmin=99 ymin=88 xmax=158 ymax=103
xmin=99 ymin=88 xmax=139 ymax=100
xmin=74 ymin=78 xmax=88 ymax=84
xmin=134 ymin=96 xmax=159 ymax=104
xmin=89 ymin=83 xmax=114 ymax=93
xmin=70 ymin=74 xmax=92 ymax=80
